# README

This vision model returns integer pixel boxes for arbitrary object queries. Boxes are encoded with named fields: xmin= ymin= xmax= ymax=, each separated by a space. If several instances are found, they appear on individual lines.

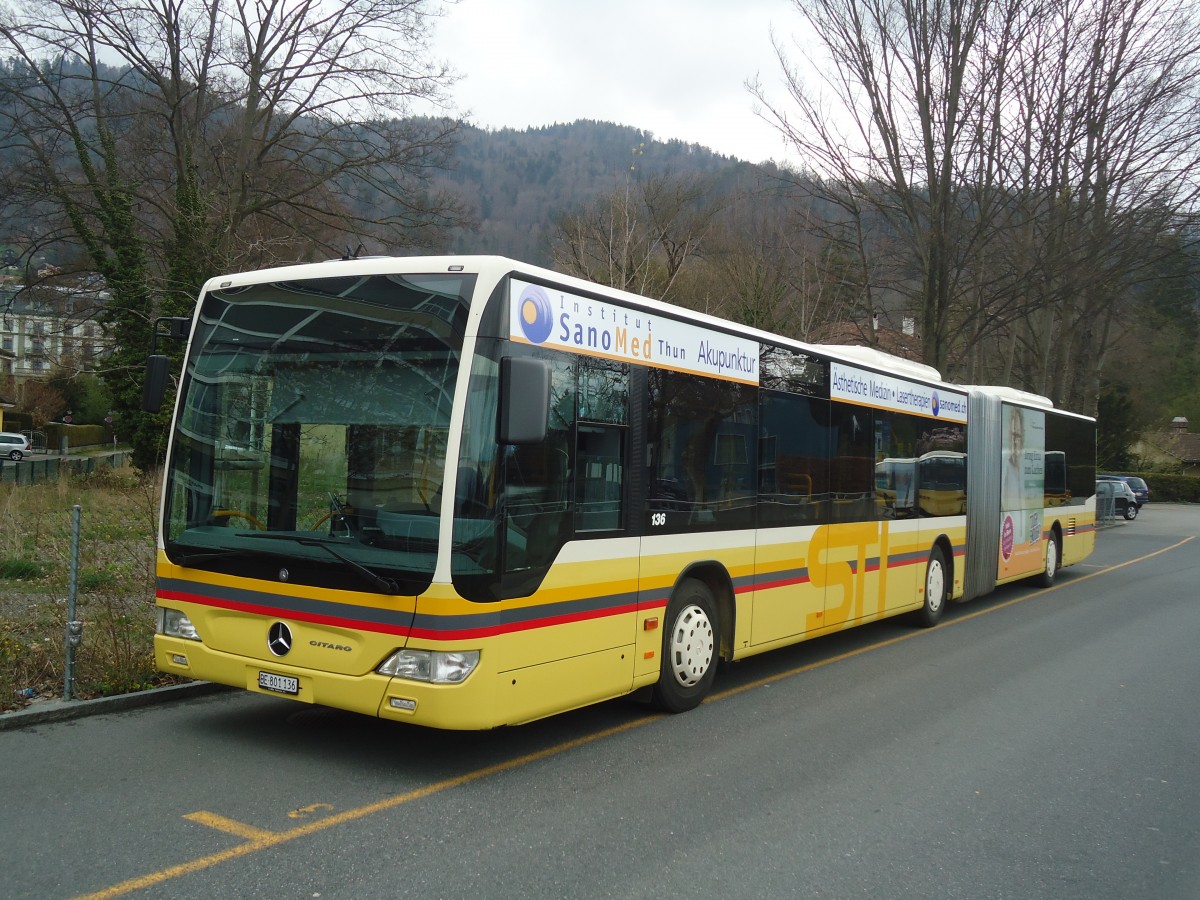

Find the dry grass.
xmin=0 ymin=464 xmax=174 ymax=712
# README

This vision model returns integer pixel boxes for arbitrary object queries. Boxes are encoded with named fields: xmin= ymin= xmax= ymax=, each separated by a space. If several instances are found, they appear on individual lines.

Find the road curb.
xmin=0 ymin=681 xmax=230 ymax=731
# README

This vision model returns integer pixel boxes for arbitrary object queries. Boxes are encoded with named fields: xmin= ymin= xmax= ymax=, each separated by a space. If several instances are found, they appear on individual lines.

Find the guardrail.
xmin=0 ymin=450 xmax=132 ymax=484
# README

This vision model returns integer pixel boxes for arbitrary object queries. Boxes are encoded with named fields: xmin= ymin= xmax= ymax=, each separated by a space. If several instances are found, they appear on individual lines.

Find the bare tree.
xmin=0 ymin=0 xmax=464 ymax=468
xmin=551 ymin=164 xmax=725 ymax=303
xmin=753 ymin=0 xmax=1016 ymax=371
xmin=697 ymin=191 xmax=875 ymax=339
xmin=19 ymin=379 xmax=65 ymax=430
xmin=999 ymin=0 xmax=1200 ymax=412
xmin=754 ymin=0 xmax=1200 ymax=412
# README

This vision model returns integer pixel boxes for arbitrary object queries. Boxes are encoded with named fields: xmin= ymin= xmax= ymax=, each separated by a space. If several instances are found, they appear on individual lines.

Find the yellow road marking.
xmin=288 ymin=802 xmax=334 ymax=820
xmin=183 ymin=812 xmax=276 ymax=842
xmin=74 ymin=716 xmax=663 ymax=900
xmin=77 ymin=536 xmax=1192 ymax=899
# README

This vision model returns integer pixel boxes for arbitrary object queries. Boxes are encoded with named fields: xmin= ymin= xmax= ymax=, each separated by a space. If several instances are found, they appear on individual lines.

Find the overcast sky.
xmin=428 ymin=0 xmax=804 ymax=165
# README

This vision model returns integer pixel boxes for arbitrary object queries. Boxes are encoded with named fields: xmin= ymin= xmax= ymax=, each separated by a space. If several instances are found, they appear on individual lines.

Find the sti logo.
xmin=931 ymin=391 xmax=940 ymax=417
xmin=517 ymin=285 xmax=554 ymax=344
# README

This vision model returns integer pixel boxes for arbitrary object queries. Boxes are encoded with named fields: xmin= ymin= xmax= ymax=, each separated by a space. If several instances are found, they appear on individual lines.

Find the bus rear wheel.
xmin=651 ymin=579 xmax=719 ymax=713
xmin=915 ymin=545 xmax=948 ymax=628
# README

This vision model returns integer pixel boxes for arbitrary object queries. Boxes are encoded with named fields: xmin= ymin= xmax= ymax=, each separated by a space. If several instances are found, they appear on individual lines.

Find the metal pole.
xmin=64 ymin=504 xmax=83 ymax=700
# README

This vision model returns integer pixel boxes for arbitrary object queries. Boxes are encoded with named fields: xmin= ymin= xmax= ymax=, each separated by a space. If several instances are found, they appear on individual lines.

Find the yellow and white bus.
xmin=146 ymin=256 xmax=1096 ymax=729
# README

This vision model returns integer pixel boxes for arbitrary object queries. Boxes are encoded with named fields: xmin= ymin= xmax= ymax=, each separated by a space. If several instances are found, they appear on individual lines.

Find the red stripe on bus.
xmin=157 ymin=588 xmax=412 ymax=636
xmin=158 ymin=588 xmax=644 ymax=641
xmin=749 ymin=575 xmax=812 ymax=591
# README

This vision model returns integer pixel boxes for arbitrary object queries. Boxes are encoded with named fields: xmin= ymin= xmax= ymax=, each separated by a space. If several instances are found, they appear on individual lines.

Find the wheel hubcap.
xmin=927 ymin=561 xmax=945 ymax=612
xmin=669 ymin=604 xmax=714 ymax=687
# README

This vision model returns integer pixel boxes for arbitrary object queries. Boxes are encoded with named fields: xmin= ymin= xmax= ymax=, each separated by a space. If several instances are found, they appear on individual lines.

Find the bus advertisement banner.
xmin=829 ymin=361 xmax=968 ymax=423
xmin=1000 ymin=405 xmax=1046 ymax=579
xmin=509 ymin=279 xmax=760 ymax=385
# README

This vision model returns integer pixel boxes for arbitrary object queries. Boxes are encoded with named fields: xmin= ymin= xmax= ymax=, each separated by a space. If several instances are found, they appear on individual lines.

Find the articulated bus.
xmin=146 ymin=256 xmax=1096 ymax=729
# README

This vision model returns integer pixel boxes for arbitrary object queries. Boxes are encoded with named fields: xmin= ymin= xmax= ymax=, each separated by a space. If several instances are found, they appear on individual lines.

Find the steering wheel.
xmin=306 ymin=508 xmax=355 ymax=531
xmin=211 ymin=509 xmax=266 ymax=530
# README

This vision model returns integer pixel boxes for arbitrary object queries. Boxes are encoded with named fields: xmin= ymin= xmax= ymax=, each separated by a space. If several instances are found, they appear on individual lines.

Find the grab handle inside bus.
xmin=498 ymin=356 xmax=551 ymax=444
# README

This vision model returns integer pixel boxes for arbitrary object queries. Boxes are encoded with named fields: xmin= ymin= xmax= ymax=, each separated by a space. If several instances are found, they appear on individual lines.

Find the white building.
xmin=0 ymin=279 xmax=112 ymax=383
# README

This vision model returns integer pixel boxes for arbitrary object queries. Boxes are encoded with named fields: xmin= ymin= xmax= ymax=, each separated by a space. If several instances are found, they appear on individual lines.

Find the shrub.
xmin=1146 ymin=473 xmax=1200 ymax=503
xmin=0 ymin=558 xmax=43 ymax=579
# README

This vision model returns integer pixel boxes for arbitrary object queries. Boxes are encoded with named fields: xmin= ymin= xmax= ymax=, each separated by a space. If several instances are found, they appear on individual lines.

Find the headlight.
xmin=158 ymin=607 xmax=202 ymax=641
xmin=377 ymin=649 xmax=479 ymax=684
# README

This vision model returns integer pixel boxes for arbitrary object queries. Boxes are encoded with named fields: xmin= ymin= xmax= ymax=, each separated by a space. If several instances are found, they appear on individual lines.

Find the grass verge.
xmin=0 ymin=463 xmax=178 ymax=713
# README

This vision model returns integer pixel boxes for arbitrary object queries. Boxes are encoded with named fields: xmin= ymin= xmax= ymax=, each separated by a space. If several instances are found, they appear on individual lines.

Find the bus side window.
xmin=576 ymin=425 xmax=623 ymax=531
xmin=830 ymin=406 xmax=875 ymax=523
xmin=575 ymin=357 xmax=628 ymax=534
xmin=646 ymin=370 xmax=755 ymax=530
xmin=759 ymin=390 xmax=830 ymax=526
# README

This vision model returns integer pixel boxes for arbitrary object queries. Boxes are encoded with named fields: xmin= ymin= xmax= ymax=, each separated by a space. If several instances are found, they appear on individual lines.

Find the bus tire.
xmin=1039 ymin=531 xmax=1061 ymax=587
xmin=915 ymin=545 xmax=948 ymax=628
xmin=651 ymin=578 xmax=719 ymax=713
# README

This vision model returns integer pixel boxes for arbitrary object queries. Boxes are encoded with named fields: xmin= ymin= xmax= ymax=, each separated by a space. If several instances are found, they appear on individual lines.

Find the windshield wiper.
xmin=242 ymin=533 xmax=399 ymax=594
xmin=171 ymin=547 xmax=253 ymax=565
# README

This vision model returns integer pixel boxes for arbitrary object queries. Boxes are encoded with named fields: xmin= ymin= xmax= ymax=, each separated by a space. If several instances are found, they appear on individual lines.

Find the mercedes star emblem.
xmin=267 ymin=621 xmax=293 ymax=657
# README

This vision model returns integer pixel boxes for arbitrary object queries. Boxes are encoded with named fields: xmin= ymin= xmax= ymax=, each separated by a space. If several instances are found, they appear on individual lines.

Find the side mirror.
xmin=141 ymin=316 xmax=192 ymax=413
xmin=142 ymin=354 xmax=171 ymax=412
xmin=497 ymin=356 xmax=551 ymax=444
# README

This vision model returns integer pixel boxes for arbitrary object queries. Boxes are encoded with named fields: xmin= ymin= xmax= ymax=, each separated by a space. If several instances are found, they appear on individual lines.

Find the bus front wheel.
xmin=1039 ymin=532 xmax=1061 ymax=587
xmin=651 ymin=579 xmax=719 ymax=713
xmin=915 ymin=545 xmax=948 ymax=628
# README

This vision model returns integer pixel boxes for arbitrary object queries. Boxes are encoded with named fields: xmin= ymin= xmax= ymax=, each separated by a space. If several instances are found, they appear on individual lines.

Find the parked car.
xmin=1098 ymin=474 xmax=1150 ymax=508
xmin=0 ymin=431 xmax=32 ymax=461
xmin=1096 ymin=477 xmax=1139 ymax=520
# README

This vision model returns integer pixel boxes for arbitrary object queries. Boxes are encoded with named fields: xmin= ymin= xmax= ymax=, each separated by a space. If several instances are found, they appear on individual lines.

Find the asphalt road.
xmin=2 ymin=507 xmax=1198 ymax=899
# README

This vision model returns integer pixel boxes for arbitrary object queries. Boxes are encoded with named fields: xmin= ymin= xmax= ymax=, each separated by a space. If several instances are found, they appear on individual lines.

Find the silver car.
xmin=1096 ymin=478 xmax=1138 ymax=520
xmin=0 ymin=431 xmax=31 ymax=461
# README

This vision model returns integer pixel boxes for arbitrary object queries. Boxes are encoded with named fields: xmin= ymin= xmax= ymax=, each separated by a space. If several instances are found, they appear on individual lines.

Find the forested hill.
xmin=0 ymin=111 xmax=780 ymax=271
xmin=434 ymin=119 xmax=781 ymax=265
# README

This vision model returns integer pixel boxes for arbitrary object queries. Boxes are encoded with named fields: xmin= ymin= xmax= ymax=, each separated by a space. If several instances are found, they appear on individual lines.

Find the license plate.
xmin=257 ymin=671 xmax=299 ymax=695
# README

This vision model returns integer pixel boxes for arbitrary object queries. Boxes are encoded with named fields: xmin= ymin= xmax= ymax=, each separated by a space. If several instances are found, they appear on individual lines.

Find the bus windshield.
xmin=162 ymin=271 xmax=475 ymax=594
